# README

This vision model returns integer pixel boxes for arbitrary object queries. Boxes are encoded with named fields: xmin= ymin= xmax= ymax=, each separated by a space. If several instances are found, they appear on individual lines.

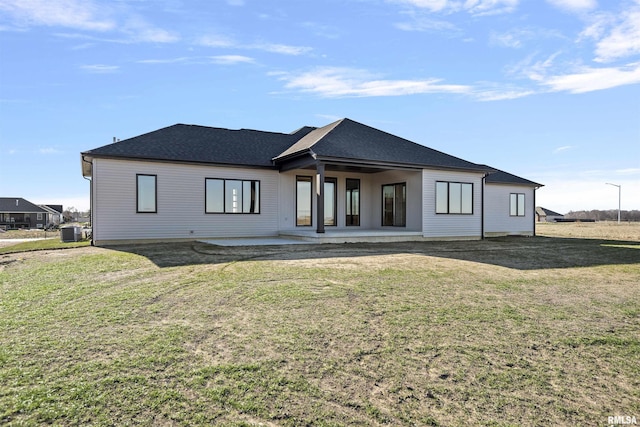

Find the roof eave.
xmin=283 ymin=154 xmax=489 ymax=173
xmin=82 ymin=153 xmax=279 ymax=170
xmin=486 ymin=180 xmax=544 ymax=188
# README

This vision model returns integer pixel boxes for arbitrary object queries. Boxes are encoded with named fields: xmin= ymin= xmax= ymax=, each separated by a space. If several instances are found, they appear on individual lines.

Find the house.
xmin=0 ymin=197 xmax=49 ymax=230
xmin=39 ymin=204 xmax=64 ymax=228
xmin=81 ymin=118 xmax=543 ymax=245
xmin=536 ymin=207 xmax=564 ymax=222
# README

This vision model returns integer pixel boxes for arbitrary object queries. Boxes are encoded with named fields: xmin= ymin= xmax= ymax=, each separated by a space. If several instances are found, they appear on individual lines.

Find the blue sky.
xmin=1 ymin=0 xmax=638 ymax=214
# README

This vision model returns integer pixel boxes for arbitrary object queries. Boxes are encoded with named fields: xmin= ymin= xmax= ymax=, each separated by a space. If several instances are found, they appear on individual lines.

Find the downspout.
xmin=533 ymin=186 xmax=537 ymax=237
xmin=481 ymin=173 xmax=486 ymax=240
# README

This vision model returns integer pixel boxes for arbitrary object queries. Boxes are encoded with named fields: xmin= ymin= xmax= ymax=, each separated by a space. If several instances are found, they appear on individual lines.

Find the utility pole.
xmin=605 ymin=183 xmax=621 ymax=224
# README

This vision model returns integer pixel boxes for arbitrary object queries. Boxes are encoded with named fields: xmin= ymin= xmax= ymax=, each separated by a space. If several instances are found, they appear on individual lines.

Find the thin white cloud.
xmin=197 ymin=34 xmax=236 ymax=48
xmin=197 ymin=35 xmax=312 ymax=56
xmin=137 ymin=57 xmax=192 ymax=65
xmin=464 ymin=0 xmax=519 ymax=16
xmin=38 ymin=147 xmax=60 ymax=154
xmin=226 ymin=0 xmax=245 ymax=5
xmin=578 ymin=12 xmax=613 ymax=42
xmin=390 ymin=0 xmax=519 ymax=15
xmin=0 ymin=0 xmax=114 ymax=31
xmin=490 ymin=27 xmax=565 ymax=49
xmin=210 ymin=55 xmax=255 ymax=65
xmin=505 ymin=52 xmax=562 ymax=81
xmin=315 ymin=114 xmax=343 ymax=122
xmin=593 ymin=8 xmax=640 ymax=62
xmin=616 ymin=168 xmax=640 ymax=176
xmin=391 ymin=0 xmax=452 ymax=12
xmin=545 ymin=0 xmax=597 ymax=13
xmin=137 ymin=55 xmax=255 ymax=66
xmin=122 ymin=17 xmax=179 ymax=43
xmin=252 ymin=43 xmax=312 ymax=56
xmin=272 ymin=67 xmax=471 ymax=98
xmin=473 ymin=87 xmax=535 ymax=101
xmin=490 ymin=31 xmax=524 ymax=48
xmin=300 ymin=22 xmax=341 ymax=39
xmin=272 ymin=67 xmax=537 ymax=101
xmin=394 ymin=12 xmax=463 ymax=34
xmin=0 ymin=0 xmax=178 ymax=44
xmin=542 ymin=62 xmax=640 ymax=93
xmin=80 ymin=64 xmax=120 ymax=73
xmin=553 ymin=145 xmax=575 ymax=153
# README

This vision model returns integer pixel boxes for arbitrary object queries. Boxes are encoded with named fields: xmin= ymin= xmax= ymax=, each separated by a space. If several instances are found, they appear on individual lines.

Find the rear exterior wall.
xmin=422 ymin=169 xmax=484 ymax=239
xmin=484 ymin=183 xmax=535 ymax=236
xmin=91 ymin=158 xmax=280 ymax=244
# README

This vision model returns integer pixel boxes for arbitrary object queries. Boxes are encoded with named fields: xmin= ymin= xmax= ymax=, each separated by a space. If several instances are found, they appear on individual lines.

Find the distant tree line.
xmin=565 ymin=210 xmax=640 ymax=222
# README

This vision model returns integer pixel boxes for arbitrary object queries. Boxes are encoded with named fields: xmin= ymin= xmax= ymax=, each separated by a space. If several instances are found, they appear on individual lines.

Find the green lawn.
xmin=1 ymin=235 xmax=638 ymax=425
xmin=0 ymin=238 xmax=89 ymax=254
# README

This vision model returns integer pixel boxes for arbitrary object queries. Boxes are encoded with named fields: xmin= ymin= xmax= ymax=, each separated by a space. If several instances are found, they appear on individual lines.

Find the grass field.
xmin=1 ymin=223 xmax=639 ymax=425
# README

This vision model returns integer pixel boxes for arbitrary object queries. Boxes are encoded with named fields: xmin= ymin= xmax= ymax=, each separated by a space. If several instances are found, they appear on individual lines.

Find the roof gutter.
xmin=83 ymin=153 xmax=279 ymax=171
xmin=81 ymin=154 xmax=93 ymax=178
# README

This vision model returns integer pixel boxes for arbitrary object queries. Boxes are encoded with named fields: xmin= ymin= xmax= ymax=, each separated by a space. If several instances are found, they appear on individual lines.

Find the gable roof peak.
xmin=274 ymin=117 xmax=488 ymax=172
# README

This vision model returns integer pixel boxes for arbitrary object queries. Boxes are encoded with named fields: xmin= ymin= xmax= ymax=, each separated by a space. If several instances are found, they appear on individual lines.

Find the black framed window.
xmin=296 ymin=176 xmax=312 ymax=226
xmin=510 ymin=193 xmax=525 ymax=217
xmin=137 ymin=174 xmax=157 ymax=213
xmin=346 ymin=178 xmax=360 ymax=226
xmin=436 ymin=181 xmax=473 ymax=214
xmin=324 ymin=177 xmax=337 ymax=226
xmin=382 ymin=183 xmax=406 ymax=227
xmin=205 ymin=178 xmax=260 ymax=214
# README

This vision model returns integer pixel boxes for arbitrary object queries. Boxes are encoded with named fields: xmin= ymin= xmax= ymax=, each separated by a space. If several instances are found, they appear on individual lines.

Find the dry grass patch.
xmin=1 ymin=234 xmax=638 ymax=426
xmin=537 ymin=221 xmax=640 ymax=241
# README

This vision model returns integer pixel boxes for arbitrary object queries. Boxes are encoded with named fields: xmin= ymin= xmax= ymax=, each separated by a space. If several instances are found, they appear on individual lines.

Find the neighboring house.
xmin=81 ymin=118 xmax=543 ymax=245
xmin=536 ymin=207 xmax=564 ymax=222
xmin=0 ymin=197 xmax=49 ymax=230
xmin=39 ymin=204 xmax=64 ymax=228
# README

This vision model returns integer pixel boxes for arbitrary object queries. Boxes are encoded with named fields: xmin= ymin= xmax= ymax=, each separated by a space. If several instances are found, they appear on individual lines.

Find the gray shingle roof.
xmin=0 ymin=198 xmax=48 ymax=213
xmin=536 ymin=207 xmax=563 ymax=217
xmin=274 ymin=119 xmax=486 ymax=171
xmin=82 ymin=119 xmax=542 ymax=188
xmin=83 ymin=124 xmax=315 ymax=168
xmin=484 ymin=167 xmax=542 ymax=187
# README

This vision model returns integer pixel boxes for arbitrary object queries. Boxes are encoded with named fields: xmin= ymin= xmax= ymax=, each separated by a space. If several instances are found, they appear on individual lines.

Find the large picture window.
xmin=296 ymin=176 xmax=312 ymax=226
xmin=137 ymin=174 xmax=157 ymax=213
xmin=382 ymin=183 xmax=406 ymax=227
xmin=205 ymin=178 xmax=260 ymax=214
xmin=510 ymin=193 xmax=525 ymax=217
xmin=436 ymin=181 xmax=473 ymax=214
xmin=346 ymin=178 xmax=360 ymax=226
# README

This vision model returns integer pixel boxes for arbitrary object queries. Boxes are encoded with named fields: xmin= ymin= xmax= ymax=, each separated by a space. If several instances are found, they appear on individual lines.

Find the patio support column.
xmin=316 ymin=162 xmax=325 ymax=233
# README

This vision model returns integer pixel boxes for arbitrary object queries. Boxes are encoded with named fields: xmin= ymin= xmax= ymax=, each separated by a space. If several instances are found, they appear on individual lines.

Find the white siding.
xmin=92 ymin=158 xmax=280 ymax=243
xmin=422 ymin=170 xmax=483 ymax=238
xmin=484 ymin=184 xmax=535 ymax=236
xmin=370 ymin=170 xmax=422 ymax=231
xmin=278 ymin=169 xmax=423 ymax=231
